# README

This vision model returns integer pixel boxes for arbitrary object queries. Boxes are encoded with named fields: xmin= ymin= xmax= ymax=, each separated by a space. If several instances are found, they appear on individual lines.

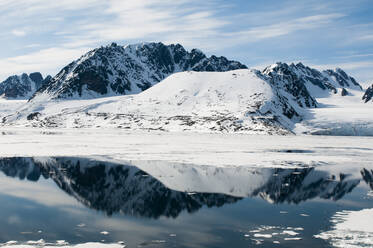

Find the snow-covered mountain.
xmin=4 ymin=62 xmax=368 ymax=135
xmin=363 ymin=84 xmax=373 ymax=103
xmin=0 ymin=72 xmax=48 ymax=99
xmin=2 ymin=69 xmax=308 ymax=133
xmin=0 ymin=157 xmax=363 ymax=217
xmin=31 ymin=42 xmax=246 ymax=100
xmin=0 ymin=41 xmax=371 ymax=135
xmin=262 ymin=62 xmax=362 ymax=99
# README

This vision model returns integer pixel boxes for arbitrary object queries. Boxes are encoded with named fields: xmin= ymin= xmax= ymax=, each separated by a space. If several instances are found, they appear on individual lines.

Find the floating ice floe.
xmin=315 ymin=208 xmax=373 ymax=248
xmin=0 ymin=241 xmax=126 ymax=248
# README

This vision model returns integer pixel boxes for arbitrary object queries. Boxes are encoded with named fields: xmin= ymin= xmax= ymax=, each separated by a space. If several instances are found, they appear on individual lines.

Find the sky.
xmin=0 ymin=0 xmax=372 ymax=86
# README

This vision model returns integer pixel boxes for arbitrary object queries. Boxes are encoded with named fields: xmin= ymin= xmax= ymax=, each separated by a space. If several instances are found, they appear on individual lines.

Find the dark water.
xmin=0 ymin=157 xmax=372 ymax=247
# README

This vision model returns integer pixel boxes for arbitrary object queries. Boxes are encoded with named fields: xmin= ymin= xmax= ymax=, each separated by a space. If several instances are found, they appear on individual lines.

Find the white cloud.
xmin=357 ymin=34 xmax=373 ymax=41
xmin=224 ymin=13 xmax=345 ymax=43
xmin=335 ymin=53 xmax=373 ymax=59
xmin=0 ymin=47 xmax=89 ymax=79
xmin=11 ymin=29 xmax=26 ymax=37
xmin=61 ymin=0 xmax=227 ymax=49
xmin=25 ymin=43 xmax=41 ymax=48
xmin=0 ymin=0 xmax=371 ymax=82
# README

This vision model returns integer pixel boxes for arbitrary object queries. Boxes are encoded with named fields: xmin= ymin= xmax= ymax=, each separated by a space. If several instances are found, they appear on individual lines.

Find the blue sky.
xmin=0 ymin=0 xmax=372 ymax=85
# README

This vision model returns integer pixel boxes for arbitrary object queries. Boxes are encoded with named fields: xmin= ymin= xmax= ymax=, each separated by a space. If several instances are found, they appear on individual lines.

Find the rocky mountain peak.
xmin=0 ymin=72 xmax=46 ymax=99
xmin=262 ymin=62 xmax=318 ymax=109
xmin=32 ymin=42 xmax=247 ymax=100
xmin=262 ymin=62 xmax=363 ymax=100
xmin=324 ymin=68 xmax=362 ymax=90
xmin=29 ymin=72 xmax=43 ymax=88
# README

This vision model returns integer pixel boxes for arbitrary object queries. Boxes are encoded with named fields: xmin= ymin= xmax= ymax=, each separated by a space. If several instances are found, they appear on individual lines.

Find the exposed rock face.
xmin=260 ymin=62 xmax=364 ymax=117
xmin=263 ymin=62 xmax=362 ymax=98
xmin=29 ymin=72 xmax=44 ymax=89
xmin=341 ymin=88 xmax=348 ymax=96
xmin=363 ymin=84 xmax=373 ymax=103
xmin=32 ymin=42 xmax=247 ymax=100
xmin=324 ymin=68 xmax=362 ymax=90
xmin=0 ymin=72 xmax=46 ymax=99
xmin=263 ymin=63 xmax=318 ymax=108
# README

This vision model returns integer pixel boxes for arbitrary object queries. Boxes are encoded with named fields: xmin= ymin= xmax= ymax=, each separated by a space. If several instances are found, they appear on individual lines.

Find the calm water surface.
xmin=0 ymin=157 xmax=372 ymax=247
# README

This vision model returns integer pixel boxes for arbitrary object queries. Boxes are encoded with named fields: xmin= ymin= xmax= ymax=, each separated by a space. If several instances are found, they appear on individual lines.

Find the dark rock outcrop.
xmin=341 ymin=88 xmax=348 ymax=96
xmin=363 ymin=84 xmax=373 ymax=103
xmin=0 ymin=72 xmax=45 ymax=99
xmin=324 ymin=68 xmax=362 ymax=90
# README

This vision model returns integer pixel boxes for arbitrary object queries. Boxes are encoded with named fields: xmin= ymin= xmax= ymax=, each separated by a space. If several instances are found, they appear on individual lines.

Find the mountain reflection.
xmin=361 ymin=168 xmax=373 ymax=190
xmin=0 ymin=157 xmax=241 ymax=218
xmin=0 ymin=157 xmax=364 ymax=218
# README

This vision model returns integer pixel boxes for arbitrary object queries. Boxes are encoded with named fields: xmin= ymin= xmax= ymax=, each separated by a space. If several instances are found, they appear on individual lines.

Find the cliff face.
xmin=363 ymin=84 xmax=373 ymax=103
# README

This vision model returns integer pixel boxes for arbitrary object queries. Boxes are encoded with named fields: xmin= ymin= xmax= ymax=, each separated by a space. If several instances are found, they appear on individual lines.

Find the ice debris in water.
xmin=245 ymin=225 xmax=303 ymax=244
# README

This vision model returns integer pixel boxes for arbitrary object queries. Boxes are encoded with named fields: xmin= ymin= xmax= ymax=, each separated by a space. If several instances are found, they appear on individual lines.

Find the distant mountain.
xmin=363 ymin=84 xmax=373 ymax=103
xmin=262 ymin=62 xmax=362 ymax=99
xmin=31 ymin=42 xmax=247 ymax=100
xmin=0 ymin=72 xmax=49 ymax=99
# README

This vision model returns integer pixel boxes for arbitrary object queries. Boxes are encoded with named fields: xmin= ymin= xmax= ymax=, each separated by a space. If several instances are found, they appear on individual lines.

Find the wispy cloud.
xmin=60 ymin=0 xmax=228 ymax=49
xmin=11 ymin=29 xmax=26 ymax=37
xmin=0 ymin=0 xmax=372 ymax=82
xmin=334 ymin=53 xmax=373 ymax=59
xmin=0 ymin=47 xmax=89 ymax=79
xmin=313 ymin=61 xmax=373 ymax=71
xmin=224 ymin=13 xmax=345 ymax=43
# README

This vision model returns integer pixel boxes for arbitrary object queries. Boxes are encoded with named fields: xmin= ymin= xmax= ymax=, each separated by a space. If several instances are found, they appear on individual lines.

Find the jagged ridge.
xmin=0 ymin=72 xmax=48 ymax=99
xmin=32 ymin=42 xmax=247 ymax=100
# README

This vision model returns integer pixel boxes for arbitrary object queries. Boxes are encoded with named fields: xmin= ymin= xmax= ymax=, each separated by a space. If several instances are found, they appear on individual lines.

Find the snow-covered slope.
xmin=3 ymin=69 xmax=314 ymax=134
xmin=32 ymin=42 xmax=246 ymax=100
xmin=294 ymin=86 xmax=373 ymax=136
xmin=0 ymin=99 xmax=27 ymax=121
xmin=261 ymin=62 xmax=373 ymax=135
xmin=0 ymin=72 xmax=47 ymax=99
